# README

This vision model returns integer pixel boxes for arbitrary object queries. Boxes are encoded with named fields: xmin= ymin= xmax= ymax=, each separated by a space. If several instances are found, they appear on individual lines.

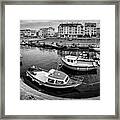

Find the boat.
xmin=26 ymin=66 xmax=82 ymax=88
xmin=89 ymin=44 xmax=100 ymax=52
xmin=20 ymin=41 xmax=27 ymax=45
xmin=93 ymin=47 xmax=100 ymax=52
xmin=61 ymin=55 xmax=98 ymax=71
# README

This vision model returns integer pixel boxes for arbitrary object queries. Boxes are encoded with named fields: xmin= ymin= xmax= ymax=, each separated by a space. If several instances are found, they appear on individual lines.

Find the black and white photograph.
xmin=20 ymin=20 xmax=100 ymax=100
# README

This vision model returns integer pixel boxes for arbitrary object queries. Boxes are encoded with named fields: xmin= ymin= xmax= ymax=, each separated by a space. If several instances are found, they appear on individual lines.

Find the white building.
xmin=58 ymin=23 xmax=84 ymax=39
xmin=38 ymin=27 xmax=55 ymax=38
xmin=47 ymin=27 xmax=55 ymax=37
xmin=20 ymin=29 xmax=37 ymax=38
xmin=20 ymin=29 xmax=31 ymax=38
xmin=30 ymin=29 xmax=37 ymax=38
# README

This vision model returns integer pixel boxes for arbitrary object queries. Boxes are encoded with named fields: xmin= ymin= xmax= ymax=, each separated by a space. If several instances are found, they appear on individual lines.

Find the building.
xmin=84 ymin=23 xmax=97 ymax=37
xmin=47 ymin=27 xmax=55 ymax=37
xmin=30 ymin=29 xmax=37 ymax=38
xmin=58 ymin=23 xmax=84 ymax=39
xmin=20 ymin=29 xmax=37 ymax=39
xmin=20 ymin=29 xmax=31 ymax=38
xmin=38 ymin=28 xmax=47 ymax=38
xmin=38 ymin=27 xmax=55 ymax=38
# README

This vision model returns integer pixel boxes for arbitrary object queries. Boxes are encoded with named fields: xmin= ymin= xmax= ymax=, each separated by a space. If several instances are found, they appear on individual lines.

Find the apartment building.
xmin=58 ymin=23 xmax=84 ymax=39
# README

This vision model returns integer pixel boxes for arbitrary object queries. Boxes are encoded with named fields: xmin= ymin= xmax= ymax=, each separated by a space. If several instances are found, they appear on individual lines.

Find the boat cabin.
xmin=48 ymin=69 xmax=69 ymax=85
xmin=64 ymin=56 xmax=77 ymax=63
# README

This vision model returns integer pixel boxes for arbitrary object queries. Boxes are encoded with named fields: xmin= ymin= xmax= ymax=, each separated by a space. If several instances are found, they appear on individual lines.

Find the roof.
xmin=40 ymin=27 xmax=55 ymax=31
xmin=48 ymin=69 xmax=67 ymax=81
xmin=85 ymin=23 xmax=96 ymax=27
xmin=65 ymin=55 xmax=78 ymax=60
xmin=58 ymin=23 xmax=83 ymax=27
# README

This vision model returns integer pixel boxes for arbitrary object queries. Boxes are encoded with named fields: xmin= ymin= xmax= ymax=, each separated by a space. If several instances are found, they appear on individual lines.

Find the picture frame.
xmin=0 ymin=0 xmax=119 ymax=119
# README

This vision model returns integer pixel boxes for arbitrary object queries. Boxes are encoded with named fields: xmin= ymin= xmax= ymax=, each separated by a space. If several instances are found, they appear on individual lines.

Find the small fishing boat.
xmin=26 ymin=66 xmax=82 ymax=88
xmin=20 ymin=41 xmax=27 ymax=45
xmin=61 ymin=55 xmax=98 ymax=71
xmin=93 ymin=47 xmax=100 ymax=52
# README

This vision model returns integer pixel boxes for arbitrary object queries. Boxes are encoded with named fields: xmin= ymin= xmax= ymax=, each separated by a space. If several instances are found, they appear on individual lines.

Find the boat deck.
xmin=28 ymin=71 xmax=48 ymax=83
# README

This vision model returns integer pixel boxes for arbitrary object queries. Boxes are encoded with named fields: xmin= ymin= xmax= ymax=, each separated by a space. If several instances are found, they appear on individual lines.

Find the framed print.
xmin=0 ymin=0 xmax=119 ymax=119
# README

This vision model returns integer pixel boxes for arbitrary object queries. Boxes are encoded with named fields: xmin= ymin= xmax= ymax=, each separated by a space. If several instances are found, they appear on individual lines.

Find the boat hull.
xmin=61 ymin=58 xmax=97 ymax=71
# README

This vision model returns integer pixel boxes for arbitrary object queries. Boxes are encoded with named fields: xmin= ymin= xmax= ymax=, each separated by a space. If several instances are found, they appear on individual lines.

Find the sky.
xmin=20 ymin=20 xmax=100 ymax=32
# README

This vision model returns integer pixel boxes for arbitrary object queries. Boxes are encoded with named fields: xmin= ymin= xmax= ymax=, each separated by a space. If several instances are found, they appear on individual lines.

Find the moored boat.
xmin=26 ymin=66 xmax=82 ymax=88
xmin=61 ymin=55 xmax=98 ymax=71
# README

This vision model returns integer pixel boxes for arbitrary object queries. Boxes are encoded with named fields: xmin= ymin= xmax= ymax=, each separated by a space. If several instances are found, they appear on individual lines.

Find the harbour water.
xmin=20 ymin=45 xmax=100 ymax=99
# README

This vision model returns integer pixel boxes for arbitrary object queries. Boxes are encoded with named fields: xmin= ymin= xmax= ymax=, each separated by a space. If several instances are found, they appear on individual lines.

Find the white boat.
xmin=61 ymin=55 xmax=98 ymax=71
xmin=26 ymin=66 xmax=81 ymax=88
xmin=93 ymin=47 xmax=100 ymax=52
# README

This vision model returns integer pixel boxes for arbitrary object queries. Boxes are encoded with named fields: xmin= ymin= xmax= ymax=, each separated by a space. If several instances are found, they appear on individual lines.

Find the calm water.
xmin=20 ymin=45 xmax=100 ymax=99
xmin=20 ymin=46 xmax=59 ymax=74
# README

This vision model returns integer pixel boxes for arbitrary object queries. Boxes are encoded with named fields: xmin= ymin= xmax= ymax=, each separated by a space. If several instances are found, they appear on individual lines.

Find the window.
xmin=65 ymin=77 xmax=69 ymax=82
xmin=67 ymin=59 xmax=70 ymax=62
xmin=56 ymin=80 xmax=64 ymax=84
xmin=48 ymin=78 xmax=55 ymax=84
